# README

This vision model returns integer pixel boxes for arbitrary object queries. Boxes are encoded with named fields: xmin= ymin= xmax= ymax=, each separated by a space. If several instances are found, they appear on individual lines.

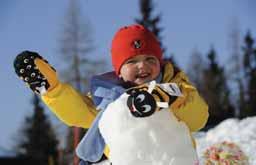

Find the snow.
xmin=195 ymin=117 xmax=256 ymax=165
xmin=99 ymin=93 xmax=198 ymax=165
xmin=97 ymin=79 xmax=256 ymax=164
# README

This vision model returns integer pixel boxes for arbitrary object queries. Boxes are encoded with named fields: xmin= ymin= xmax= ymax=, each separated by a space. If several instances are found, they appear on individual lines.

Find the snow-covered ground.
xmin=195 ymin=117 xmax=256 ymax=165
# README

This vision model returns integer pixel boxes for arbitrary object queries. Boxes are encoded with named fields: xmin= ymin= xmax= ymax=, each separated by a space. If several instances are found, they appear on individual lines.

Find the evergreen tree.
xmin=59 ymin=0 xmax=104 ymax=93
xmin=58 ymin=1 xmax=105 ymax=164
xmin=241 ymin=31 xmax=256 ymax=117
xmin=187 ymin=48 xmax=206 ymax=92
xmin=135 ymin=0 xmax=163 ymax=49
xmin=202 ymin=48 xmax=235 ymax=128
xmin=16 ymin=94 xmax=59 ymax=165
xmin=135 ymin=0 xmax=177 ymax=65
xmin=226 ymin=20 xmax=244 ymax=118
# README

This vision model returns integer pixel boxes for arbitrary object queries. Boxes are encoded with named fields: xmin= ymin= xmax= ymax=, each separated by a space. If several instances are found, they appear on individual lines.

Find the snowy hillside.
xmin=195 ymin=117 xmax=256 ymax=164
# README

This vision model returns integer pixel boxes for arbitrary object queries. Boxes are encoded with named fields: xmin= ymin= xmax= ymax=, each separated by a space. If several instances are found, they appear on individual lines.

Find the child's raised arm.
xmin=14 ymin=51 xmax=97 ymax=128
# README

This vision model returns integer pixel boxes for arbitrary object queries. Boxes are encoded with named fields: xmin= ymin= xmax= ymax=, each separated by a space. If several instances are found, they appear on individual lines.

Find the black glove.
xmin=14 ymin=50 xmax=57 ymax=94
xmin=126 ymin=88 xmax=157 ymax=118
xmin=126 ymin=82 xmax=179 ymax=118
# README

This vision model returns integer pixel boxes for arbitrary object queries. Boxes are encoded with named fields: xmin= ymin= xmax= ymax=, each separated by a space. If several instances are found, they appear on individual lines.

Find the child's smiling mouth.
xmin=136 ymin=72 xmax=150 ymax=79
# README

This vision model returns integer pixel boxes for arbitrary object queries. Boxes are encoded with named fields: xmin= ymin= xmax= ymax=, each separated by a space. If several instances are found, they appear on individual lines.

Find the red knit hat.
xmin=111 ymin=24 xmax=163 ymax=74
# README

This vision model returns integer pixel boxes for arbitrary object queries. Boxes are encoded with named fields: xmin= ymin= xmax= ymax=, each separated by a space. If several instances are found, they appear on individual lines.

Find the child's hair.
xmin=111 ymin=24 xmax=163 ymax=74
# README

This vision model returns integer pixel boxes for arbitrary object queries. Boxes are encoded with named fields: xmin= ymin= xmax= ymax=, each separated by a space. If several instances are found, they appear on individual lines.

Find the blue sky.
xmin=0 ymin=0 xmax=255 ymax=153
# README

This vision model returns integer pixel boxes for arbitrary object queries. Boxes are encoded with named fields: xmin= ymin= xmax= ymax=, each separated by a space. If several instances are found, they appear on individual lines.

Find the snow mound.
xmin=195 ymin=117 xmax=256 ymax=165
xmin=99 ymin=93 xmax=197 ymax=165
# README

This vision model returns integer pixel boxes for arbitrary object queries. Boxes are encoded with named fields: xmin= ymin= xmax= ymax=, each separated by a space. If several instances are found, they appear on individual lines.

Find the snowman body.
xmin=98 ymin=93 xmax=198 ymax=165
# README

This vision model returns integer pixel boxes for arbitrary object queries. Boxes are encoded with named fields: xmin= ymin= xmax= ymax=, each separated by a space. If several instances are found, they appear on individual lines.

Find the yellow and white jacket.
xmin=41 ymin=62 xmax=209 ymax=160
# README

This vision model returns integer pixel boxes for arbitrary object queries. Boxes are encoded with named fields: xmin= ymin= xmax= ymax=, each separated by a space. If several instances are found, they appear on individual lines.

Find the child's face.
xmin=119 ymin=55 xmax=161 ymax=85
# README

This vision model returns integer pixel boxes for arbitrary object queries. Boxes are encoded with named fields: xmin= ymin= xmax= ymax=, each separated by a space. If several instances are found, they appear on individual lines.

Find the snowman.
xmin=98 ymin=81 xmax=198 ymax=165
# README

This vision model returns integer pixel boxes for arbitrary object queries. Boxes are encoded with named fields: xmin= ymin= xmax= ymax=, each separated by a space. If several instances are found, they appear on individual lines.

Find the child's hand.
xmin=126 ymin=88 xmax=157 ymax=117
xmin=14 ymin=51 xmax=59 ymax=95
xmin=126 ymin=81 xmax=180 ymax=117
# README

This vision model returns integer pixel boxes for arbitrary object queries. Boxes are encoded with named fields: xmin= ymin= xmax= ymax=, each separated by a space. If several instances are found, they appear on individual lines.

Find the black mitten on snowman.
xmin=126 ymin=81 xmax=182 ymax=118
xmin=127 ymin=88 xmax=157 ymax=117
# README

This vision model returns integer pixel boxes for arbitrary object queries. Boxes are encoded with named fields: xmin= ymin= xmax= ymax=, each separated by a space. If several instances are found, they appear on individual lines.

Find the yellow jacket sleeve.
xmin=172 ymin=82 xmax=209 ymax=132
xmin=162 ymin=63 xmax=209 ymax=132
xmin=41 ymin=82 xmax=97 ymax=129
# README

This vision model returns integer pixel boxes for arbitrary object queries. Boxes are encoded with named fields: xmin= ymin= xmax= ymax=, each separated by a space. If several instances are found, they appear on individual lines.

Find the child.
xmin=14 ymin=24 xmax=209 ymax=164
